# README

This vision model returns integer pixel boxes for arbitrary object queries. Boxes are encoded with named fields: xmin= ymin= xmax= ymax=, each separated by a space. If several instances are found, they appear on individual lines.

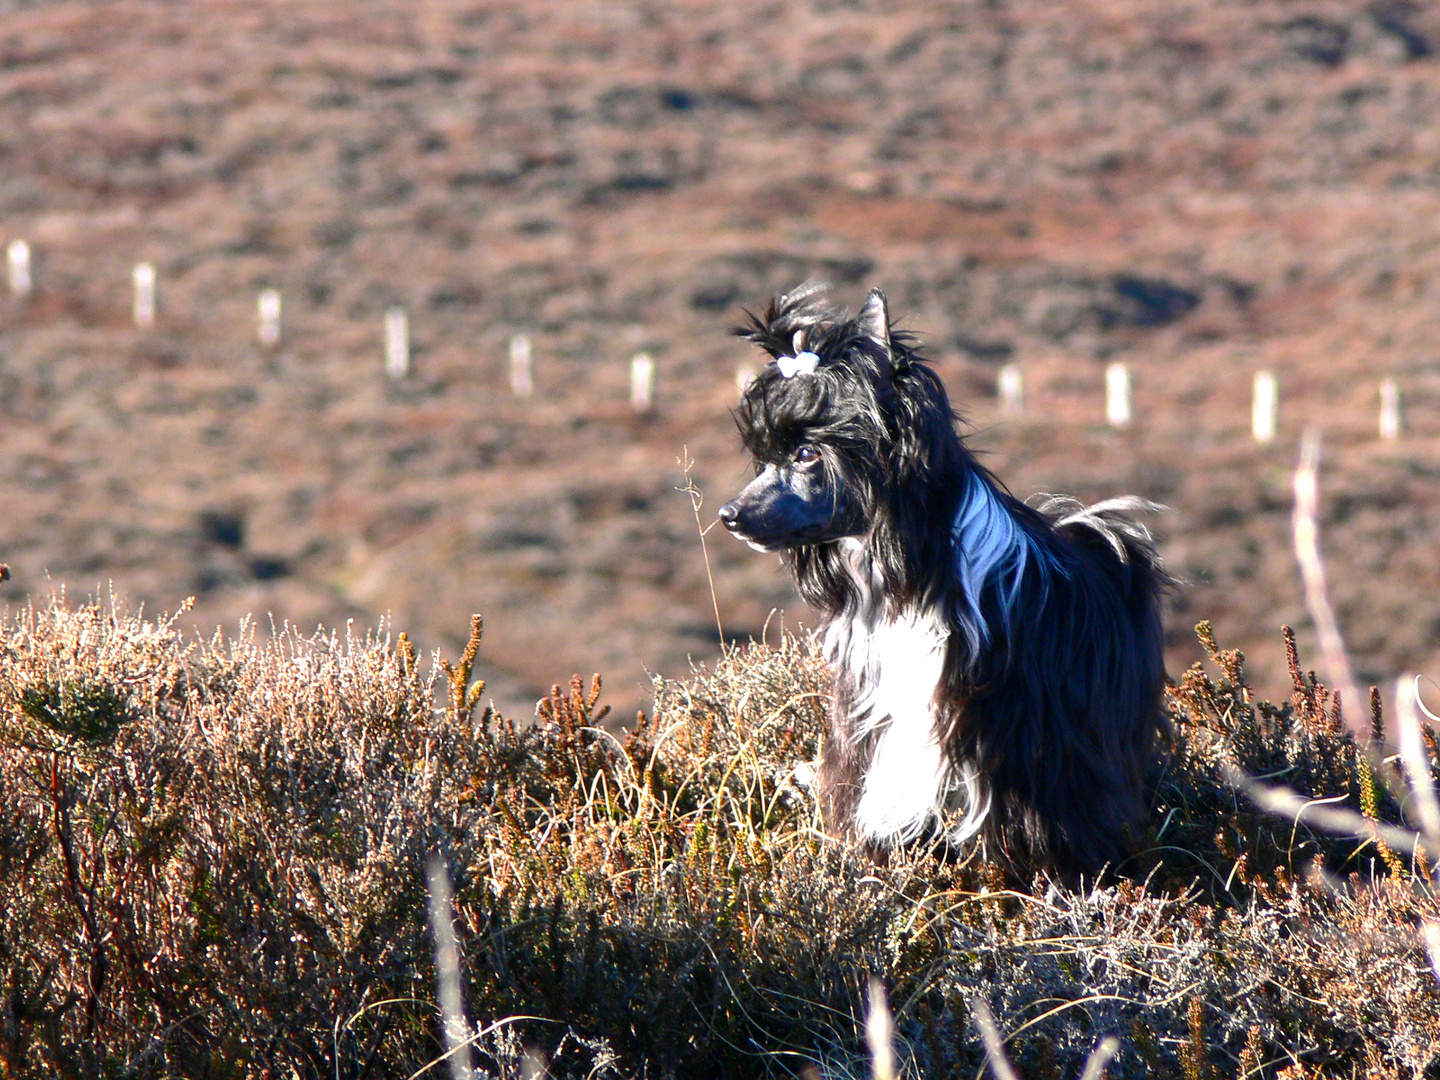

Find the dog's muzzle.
xmin=717 ymin=500 xmax=741 ymax=532
xmin=717 ymin=500 xmax=779 ymax=552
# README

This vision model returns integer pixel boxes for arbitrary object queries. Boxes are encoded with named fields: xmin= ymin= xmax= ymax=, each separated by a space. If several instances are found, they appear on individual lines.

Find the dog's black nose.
xmin=717 ymin=501 xmax=740 ymax=530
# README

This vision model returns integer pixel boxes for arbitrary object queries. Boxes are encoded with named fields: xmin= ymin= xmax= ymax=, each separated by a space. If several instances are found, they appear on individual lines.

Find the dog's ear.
xmin=858 ymin=288 xmax=895 ymax=366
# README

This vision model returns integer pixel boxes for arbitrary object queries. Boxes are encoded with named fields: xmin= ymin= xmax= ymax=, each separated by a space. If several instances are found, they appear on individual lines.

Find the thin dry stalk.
xmin=1224 ymin=763 xmax=1440 ymax=864
xmin=677 ymin=446 xmax=725 ymax=648
xmin=866 ymin=978 xmax=898 ymax=1080
xmin=970 ymin=998 xmax=1021 ymax=1080
xmin=1077 ymin=1038 xmax=1120 ymax=1080
xmin=1292 ymin=429 xmax=1364 ymax=734
xmin=1424 ymin=923 xmax=1440 ymax=990
xmin=426 ymin=855 xmax=474 ymax=1080
xmin=1397 ymin=675 xmax=1440 ymax=848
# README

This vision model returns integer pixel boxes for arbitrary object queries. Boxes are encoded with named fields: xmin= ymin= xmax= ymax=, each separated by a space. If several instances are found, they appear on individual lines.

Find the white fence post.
xmin=384 ymin=306 xmax=409 ymax=380
xmin=1379 ymin=378 xmax=1401 ymax=442
xmin=997 ymin=364 xmax=1024 ymax=416
xmin=1105 ymin=363 xmax=1131 ymax=428
xmin=508 ymin=334 xmax=534 ymax=397
xmin=630 ymin=353 xmax=655 ymax=412
xmin=1252 ymin=370 xmax=1278 ymax=443
xmin=132 ymin=262 xmax=156 ymax=328
xmin=257 ymin=289 xmax=282 ymax=348
xmin=6 ymin=240 xmax=31 ymax=297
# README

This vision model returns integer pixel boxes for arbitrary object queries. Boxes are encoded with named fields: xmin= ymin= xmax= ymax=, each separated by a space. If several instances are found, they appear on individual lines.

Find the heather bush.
xmin=1 ymin=598 xmax=1437 ymax=1078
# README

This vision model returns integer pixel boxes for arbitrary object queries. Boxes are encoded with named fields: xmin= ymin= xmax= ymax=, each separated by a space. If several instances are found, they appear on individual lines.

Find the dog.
xmin=717 ymin=284 xmax=1170 ymax=875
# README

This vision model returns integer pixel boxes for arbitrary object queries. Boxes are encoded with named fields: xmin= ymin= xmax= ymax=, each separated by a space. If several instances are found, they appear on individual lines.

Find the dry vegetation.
xmin=3 ymin=598 xmax=1439 ymax=1078
xmin=2 ymin=0 xmax=1440 ymax=718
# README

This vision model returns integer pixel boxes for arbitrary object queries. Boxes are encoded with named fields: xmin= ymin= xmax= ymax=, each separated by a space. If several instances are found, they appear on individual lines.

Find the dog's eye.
xmin=794 ymin=445 xmax=820 ymax=466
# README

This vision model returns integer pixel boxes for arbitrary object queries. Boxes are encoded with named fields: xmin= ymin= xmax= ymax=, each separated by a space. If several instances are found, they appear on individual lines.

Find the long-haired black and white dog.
xmin=718 ymin=284 xmax=1170 ymax=876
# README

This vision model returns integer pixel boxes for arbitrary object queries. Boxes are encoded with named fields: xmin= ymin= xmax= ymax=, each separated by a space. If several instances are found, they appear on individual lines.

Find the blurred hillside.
xmin=1 ymin=0 xmax=1439 ymax=717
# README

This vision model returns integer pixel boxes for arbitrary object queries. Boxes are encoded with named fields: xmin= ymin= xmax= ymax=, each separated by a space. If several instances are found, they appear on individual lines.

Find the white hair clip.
xmin=776 ymin=351 xmax=820 ymax=378
xmin=776 ymin=329 xmax=819 ymax=378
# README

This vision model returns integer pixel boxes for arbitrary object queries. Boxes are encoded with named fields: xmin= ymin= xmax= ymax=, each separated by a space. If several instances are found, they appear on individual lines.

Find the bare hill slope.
xmin=2 ymin=0 xmax=1439 ymax=715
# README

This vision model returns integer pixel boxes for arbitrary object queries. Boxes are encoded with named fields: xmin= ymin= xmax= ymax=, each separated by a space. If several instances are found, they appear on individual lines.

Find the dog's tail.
xmin=1032 ymin=494 xmax=1173 ymax=580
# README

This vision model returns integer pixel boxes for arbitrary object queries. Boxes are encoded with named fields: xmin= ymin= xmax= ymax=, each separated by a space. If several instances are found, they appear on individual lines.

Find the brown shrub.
xmin=1 ymin=599 xmax=1437 ymax=1078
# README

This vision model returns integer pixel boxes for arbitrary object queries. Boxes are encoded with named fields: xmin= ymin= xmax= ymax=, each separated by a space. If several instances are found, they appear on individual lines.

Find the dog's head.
xmin=718 ymin=284 xmax=921 ymax=552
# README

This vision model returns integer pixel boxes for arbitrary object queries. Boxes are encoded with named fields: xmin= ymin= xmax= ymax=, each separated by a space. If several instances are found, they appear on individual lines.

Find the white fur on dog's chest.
xmin=823 ymin=541 xmax=980 ymax=844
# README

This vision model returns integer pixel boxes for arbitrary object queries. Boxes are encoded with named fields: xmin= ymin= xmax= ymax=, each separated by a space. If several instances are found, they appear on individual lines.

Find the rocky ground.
xmin=1 ymin=0 xmax=1438 ymax=719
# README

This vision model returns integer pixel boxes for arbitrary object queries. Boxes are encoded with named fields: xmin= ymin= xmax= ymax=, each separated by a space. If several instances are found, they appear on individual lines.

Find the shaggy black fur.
xmin=718 ymin=283 xmax=1171 ymax=876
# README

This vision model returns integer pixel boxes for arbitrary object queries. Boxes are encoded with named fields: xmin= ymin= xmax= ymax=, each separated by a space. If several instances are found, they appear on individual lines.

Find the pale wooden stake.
xmin=630 ymin=352 xmax=655 ymax=412
xmin=1380 ymin=378 xmax=1401 ymax=442
xmin=257 ymin=289 xmax=282 ymax=348
xmin=384 ymin=306 xmax=409 ymax=380
xmin=509 ymin=334 xmax=534 ymax=397
xmin=997 ymin=364 xmax=1023 ymax=416
xmin=132 ymin=262 xmax=156 ymax=328
xmin=6 ymin=240 xmax=31 ymax=297
xmin=1252 ymin=370 xmax=1278 ymax=443
xmin=1105 ymin=362 xmax=1131 ymax=428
